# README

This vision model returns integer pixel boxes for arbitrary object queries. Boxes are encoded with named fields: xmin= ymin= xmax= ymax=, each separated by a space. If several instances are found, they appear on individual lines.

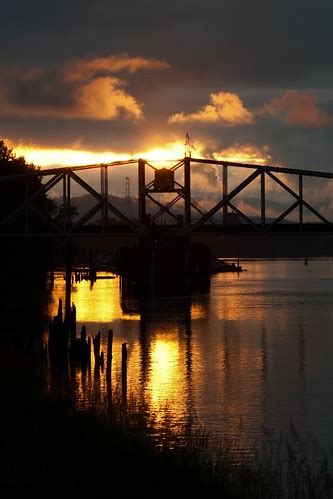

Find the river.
xmin=28 ymin=258 xmax=331 ymax=458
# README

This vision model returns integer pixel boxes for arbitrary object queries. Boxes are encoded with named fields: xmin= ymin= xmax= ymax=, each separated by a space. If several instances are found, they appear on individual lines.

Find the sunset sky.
xmin=1 ymin=0 xmax=333 ymax=175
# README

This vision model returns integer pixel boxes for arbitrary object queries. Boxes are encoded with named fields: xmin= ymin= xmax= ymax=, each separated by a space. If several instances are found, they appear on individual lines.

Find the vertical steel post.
xmin=261 ymin=171 xmax=265 ymax=230
xmin=67 ymin=172 xmax=71 ymax=229
xmin=101 ymin=166 xmax=105 ymax=231
xmin=63 ymin=172 xmax=67 ymax=233
xmin=184 ymin=157 xmax=191 ymax=227
xmin=138 ymin=159 xmax=146 ymax=227
xmin=104 ymin=166 xmax=108 ymax=224
xmin=299 ymin=174 xmax=303 ymax=231
xmin=222 ymin=164 xmax=228 ymax=225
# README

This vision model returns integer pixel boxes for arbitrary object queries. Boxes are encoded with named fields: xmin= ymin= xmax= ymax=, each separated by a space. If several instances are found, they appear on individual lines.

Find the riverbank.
xmin=0 ymin=339 xmax=223 ymax=499
xmin=1 ymin=338 xmax=333 ymax=498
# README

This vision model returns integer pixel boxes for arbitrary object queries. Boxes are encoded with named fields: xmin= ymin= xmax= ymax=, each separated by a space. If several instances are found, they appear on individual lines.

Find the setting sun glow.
xmin=12 ymin=140 xmax=271 ymax=169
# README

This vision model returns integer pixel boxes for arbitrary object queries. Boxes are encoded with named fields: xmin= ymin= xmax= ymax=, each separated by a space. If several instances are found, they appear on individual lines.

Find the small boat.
xmin=211 ymin=259 xmax=246 ymax=273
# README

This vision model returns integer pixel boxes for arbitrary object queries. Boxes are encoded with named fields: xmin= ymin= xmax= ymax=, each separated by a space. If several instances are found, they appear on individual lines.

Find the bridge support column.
xmin=104 ymin=166 xmax=108 ymax=224
xmin=223 ymin=165 xmax=228 ymax=225
xmin=299 ymin=175 xmax=303 ymax=231
xmin=67 ymin=172 xmax=71 ymax=224
xmin=101 ymin=166 xmax=108 ymax=231
xmin=63 ymin=173 xmax=67 ymax=233
xmin=261 ymin=172 xmax=265 ymax=230
xmin=184 ymin=157 xmax=191 ymax=227
xmin=138 ymin=159 xmax=146 ymax=227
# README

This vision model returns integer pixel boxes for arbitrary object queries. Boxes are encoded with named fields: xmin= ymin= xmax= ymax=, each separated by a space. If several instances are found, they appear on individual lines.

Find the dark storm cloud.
xmin=1 ymin=0 xmax=333 ymax=178
xmin=0 ymin=55 xmax=170 ymax=120
xmin=1 ymin=0 xmax=333 ymax=85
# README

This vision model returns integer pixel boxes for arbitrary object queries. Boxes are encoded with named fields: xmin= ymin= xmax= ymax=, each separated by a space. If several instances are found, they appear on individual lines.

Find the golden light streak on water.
xmin=48 ymin=272 xmax=140 ymax=322
xmin=32 ymin=259 xmax=333 ymax=456
xmin=46 ymin=263 xmax=310 ymax=451
xmin=146 ymin=334 xmax=187 ymax=427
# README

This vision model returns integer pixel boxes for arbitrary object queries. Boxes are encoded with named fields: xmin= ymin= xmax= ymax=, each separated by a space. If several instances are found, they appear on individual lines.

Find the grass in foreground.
xmin=1 ymin=339 xmax=333 ymax=498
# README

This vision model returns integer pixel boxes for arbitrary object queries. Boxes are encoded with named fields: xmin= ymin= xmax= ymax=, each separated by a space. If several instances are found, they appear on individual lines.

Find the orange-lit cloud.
xmin=2 ymin=76 xmax=143 ymax=121
xmin=74 ymin=76 xmax=143 ymax=120
xmin=189 ymin=143 xmax=272 ymax=194
xmin=213 ymin=143 xmax=272 ymax=164
xmin=62 ymin=54 xmax=170 ymax=81
xmin=260 ymin=90 xmax=333 ymax=127
xmin=169 ymin=92 xmax=254 ymax=126
xmin=0 ymin=54 xmax=169 ymax=121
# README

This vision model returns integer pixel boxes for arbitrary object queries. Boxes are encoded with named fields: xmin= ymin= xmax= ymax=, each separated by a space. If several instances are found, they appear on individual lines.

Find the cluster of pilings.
xmin=71 ymin=267 xmax=97 ymax=284
xmin=48 ymin=299 xmax=127 ymax=385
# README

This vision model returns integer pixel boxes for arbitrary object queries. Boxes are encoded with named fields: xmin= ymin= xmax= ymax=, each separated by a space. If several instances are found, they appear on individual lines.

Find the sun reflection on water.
xmin=44 ymin=266 xmax=282 ymax=452
xmin=48 ymin=272 xmax=140 ymax=322
xmin=146 ymin=335 xmax=187 ymax=426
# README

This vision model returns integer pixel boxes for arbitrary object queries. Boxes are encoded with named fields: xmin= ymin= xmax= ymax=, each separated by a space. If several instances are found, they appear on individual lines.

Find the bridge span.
xmin=1 ymin=156 xmax=333 ymax=260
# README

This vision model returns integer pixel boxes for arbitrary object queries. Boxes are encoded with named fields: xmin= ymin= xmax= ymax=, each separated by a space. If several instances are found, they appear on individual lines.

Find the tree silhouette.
xmin=54 ymin=202 xmax=79 ymax=225
xmin=0 ymin=140 xmax=56 ymax=231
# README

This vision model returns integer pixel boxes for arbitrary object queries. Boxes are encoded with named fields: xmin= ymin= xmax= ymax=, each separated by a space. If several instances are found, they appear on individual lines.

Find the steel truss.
xmin=0 ymin=157 xmax=332 ymax=235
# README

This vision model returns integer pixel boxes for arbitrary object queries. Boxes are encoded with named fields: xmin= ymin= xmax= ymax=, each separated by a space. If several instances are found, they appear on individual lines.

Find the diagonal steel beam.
xmin=303 ymin=201 xmax=330 ymax=224
xmin=170 ymin=160 xmax=185 ymax=172
xmin=0 ymin=173 xmax=62 ymax=228
xmin=191 ymin=169 xmax=261 ymax=230
xmin=177 ymin=191 xmax=217 ymax=224
xmin=267 ymin=171 xmax=301 ymax=199
xmin=267 ymin=171 xmax=329 ymax=224
xmin=228 ymin=202 xmax=261 ymax=231
xmin=264 ymin=202 xmax=299 ymax=231
xmin=68 ymin=202 xmax=103 ymax=232
xmin=69 ymin=171 xmax=137 ymax=230
xmin=148 ymin=193 xmax=181 ymax=221
xmin=0 ymin=160 xmax=138 ymax=183
xmin=146 ymin=160 xmax=184 ymax=173
xmin=30 ymin=204 xmax=63 ymax=233
xmin=145 ymin=162 xmax=158 ymax=171
xmin=174 ymin=180 xmax=217 ymax=223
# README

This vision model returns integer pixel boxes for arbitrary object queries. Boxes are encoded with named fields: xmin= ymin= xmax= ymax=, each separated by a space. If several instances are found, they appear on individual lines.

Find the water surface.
xmin=42 ymin=259 xmax=333 ymax=456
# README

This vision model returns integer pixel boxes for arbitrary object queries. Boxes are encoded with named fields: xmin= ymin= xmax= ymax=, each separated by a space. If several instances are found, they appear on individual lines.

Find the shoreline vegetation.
xmin=1 ymin=338 xmax=333 ymax=498
xmin=1 ymin=256 xmax=333 ymax=497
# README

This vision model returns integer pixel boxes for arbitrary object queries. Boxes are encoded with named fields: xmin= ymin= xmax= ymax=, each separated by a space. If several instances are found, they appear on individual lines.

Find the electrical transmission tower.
xmin=125 ymin=176 xmax=132 ymax=217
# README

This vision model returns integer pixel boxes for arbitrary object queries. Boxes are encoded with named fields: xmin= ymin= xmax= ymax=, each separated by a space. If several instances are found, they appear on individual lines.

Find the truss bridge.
xmin=1 ymin=156 xmax=333 ymax=258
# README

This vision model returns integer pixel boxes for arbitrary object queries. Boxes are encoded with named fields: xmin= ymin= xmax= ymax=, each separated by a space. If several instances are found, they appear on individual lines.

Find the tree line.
xmin=0 ymin=140 xmax=76 ymax=231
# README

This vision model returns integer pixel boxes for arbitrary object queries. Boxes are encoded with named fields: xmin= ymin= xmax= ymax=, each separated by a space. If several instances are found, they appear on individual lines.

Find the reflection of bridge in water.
xmin=1 ymin=157 xmax=333 ymax=258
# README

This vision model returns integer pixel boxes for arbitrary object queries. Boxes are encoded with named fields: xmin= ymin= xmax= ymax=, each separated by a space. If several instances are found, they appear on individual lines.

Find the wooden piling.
xmin=93 ymin=331 xmax=101 ymax=361
xmin=88 ymin=336 xmax=91 ymax=364
xmin=69 ymin=303 xmax=76 ymax=345
xmin=105 ymin=329 xmax=113 ymax=408
xmin=57 ymin=298 xmax=62 ymax=320
xmin=121 ymin=342 xmax=127 ymax=401
xmin=107 ymin=329 xmax=113 ymax=372
xmin=81 ymin=325 xmax=87 ymax=343
xmin=92 ymin=331 xmax=104 ymax=367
